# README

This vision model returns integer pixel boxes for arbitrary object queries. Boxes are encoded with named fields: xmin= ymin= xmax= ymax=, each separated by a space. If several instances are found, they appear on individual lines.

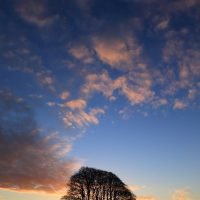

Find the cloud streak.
xmin=172 ymin=188 xmax=192 ymax=200
xmin=137 ymin=196 xmax=156 ymax=200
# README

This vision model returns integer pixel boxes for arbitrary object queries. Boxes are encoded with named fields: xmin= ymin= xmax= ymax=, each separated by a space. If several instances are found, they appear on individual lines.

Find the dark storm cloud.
xmin=0 ymin=91 xmax=79 ymax=193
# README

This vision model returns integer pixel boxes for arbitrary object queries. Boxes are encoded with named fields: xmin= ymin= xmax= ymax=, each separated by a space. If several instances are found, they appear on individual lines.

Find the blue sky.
xmin=0 ymin=0 xmax=200 ymax=200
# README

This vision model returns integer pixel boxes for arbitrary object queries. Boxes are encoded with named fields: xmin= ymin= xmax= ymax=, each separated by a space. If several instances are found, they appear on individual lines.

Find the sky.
xmin=0 ymin=0 xmax=200 ymax=200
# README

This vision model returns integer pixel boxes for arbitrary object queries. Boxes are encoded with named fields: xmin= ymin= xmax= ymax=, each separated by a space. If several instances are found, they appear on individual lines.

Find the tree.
xmin=61 ymin=167 xmax=136 ymax=200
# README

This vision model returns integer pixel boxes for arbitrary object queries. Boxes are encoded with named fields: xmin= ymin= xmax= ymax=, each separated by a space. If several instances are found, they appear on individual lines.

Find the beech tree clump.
xmin=62 ymin=167 xmax=136 ymax=200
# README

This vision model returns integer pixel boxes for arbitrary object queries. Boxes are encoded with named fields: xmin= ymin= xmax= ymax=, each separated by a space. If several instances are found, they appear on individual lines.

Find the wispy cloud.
xmin=65 ymin=99 xmax=87 ymax=110
xmin=137 ymin=196 xmax=156 ymax=200
xmin=173 ymin=100 xmax=187 ymax=110
xmin=156 ymin=18 xmax=170 ymax=30
xmin=172 ymin=188 xmax=192 ymax=200
xmin=60 ymin=91 xmax=70 ymax=100
xmin=68 ymin=44 xmax=93 ymax=64
xmin=128 ymin=185 xmax=145 ymax=192
xmin=63 ymin=108 xmax=104 ymax=128
xmin=15 ymin=0 xmax=58 ymax=27
xmin=36 ymin=71 xmax=55 ymax=92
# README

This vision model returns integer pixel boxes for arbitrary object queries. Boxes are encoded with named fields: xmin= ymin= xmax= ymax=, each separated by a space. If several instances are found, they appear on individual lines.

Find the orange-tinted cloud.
xmin=172 ymin=188 xmax=192 ymax=200
xmin=60 ymin=91 xmax=70 ymax=100
xmin=0 ymin=91 xmax=80 ymax=193
xmin=65 ymin=99 xmax=87 ymax=110
xmin=128 ymin=185 xmax=145 ymax=192
xmin=82 ymin=70 xmax=153 ymax=105
xmin=68 ymin=45 xmax=93 ymax=64
xmin=156 ymin=18 xmax=170 ymax=30
xmin=93 ymin=35 xmax=142 ymax=71
xmin=63 ymin=108 xmax=104 ymax=127
xmin=81 ymin=72 xmax=114 ymax=98
xmin=173 ymin=100 xmax=187 ymax=109
xmin=137 ymin=196 xmax=156 ymax=200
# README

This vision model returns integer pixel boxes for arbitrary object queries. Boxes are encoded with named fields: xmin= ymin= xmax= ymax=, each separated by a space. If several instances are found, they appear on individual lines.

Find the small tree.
xmin=62 ymin=167 xmax=136 ymax=200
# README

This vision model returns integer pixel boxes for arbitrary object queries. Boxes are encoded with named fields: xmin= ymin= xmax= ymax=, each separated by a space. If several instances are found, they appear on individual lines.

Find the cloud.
xmin=188 ymin=89 xmax=196 ymax=99
xmin=0 ymin=35 xmax=43 ymax=74
xmin=0 ymin=34 xmax=57 ymax=93
xmin=68 ymin=45 xmax=93 ymax=64
xmin=65 ymin=99 xmax=87 ymax=110
xmin=0 ymin=91 xmax=79 ymax=193
xmin=163 ymin=32 xmax=200 ymax=80
xmin=118 ymin=76 xmax=153 ymax=105
xmin=173 ymin=100 xmax=187 ymax=110
xmin=161 ymin=29 xmax=200 ymax=107
xmin=60 ymin=91 xmax=70 ymax=100
xmin=128 ymin=185 xmax=145 ymax=192
xmin=167 ymin=0 xmax=199 ymax=12
xmin=82 ymin=71 xmax=153 ymax=105
xmin=137 ymin=196 xmax=156 ymax=200
xmin=63 ymin=108 xmax=104 ymax=128
xmin=156 ymin=18 xmax=170 ymax=30
xmin=152 ymin=98 xmax=168 ymax=108
xmin=81 ymin=71 xmax=114 ymax=98
xmin=47 ymin=101 xmax=56 ymax=107
xmin=15 ymin=0 xmax=57 ymax=27
xmin=118 ymin=107 xmax=132 ymax=120
xmin=93 ymin=34 xmax=142 ymax=71
xmin=36 ymin=71 xmax=55 ymax=92
xmin=172 ymin=188 xmax=192 ymax=200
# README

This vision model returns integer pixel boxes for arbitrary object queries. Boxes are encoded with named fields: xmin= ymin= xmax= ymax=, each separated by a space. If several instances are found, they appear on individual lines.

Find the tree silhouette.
xmin=61 ymin=167 xmax=136 ymax=200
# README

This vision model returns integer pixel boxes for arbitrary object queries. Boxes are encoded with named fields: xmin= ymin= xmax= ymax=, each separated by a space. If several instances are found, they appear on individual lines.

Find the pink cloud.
xmin=82 ymin=71 xmax=153 ymax=105
xmin=81 ymin=72 xmax=114 ymax=97
xmin=63 ymin=108 xmax=104 ymax=127
xmin=173 ymin=100 xmax=187 ymax=109
xmin=60 ymin=91 xmax=70 ymax=100
xmin=93 ymin=35 xmax=142 ymax=71
xmin=156 ymin=18 xmax=170 ymax=30
xmin=68 ymin=45 xmax=93 ymax=63
xmin=65 ymin=99 xmax=87 ymax=110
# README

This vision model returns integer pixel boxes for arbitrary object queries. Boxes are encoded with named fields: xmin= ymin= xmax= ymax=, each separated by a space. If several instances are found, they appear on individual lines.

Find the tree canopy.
xmin=61 ymin=167 xmax=136 ymax=200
